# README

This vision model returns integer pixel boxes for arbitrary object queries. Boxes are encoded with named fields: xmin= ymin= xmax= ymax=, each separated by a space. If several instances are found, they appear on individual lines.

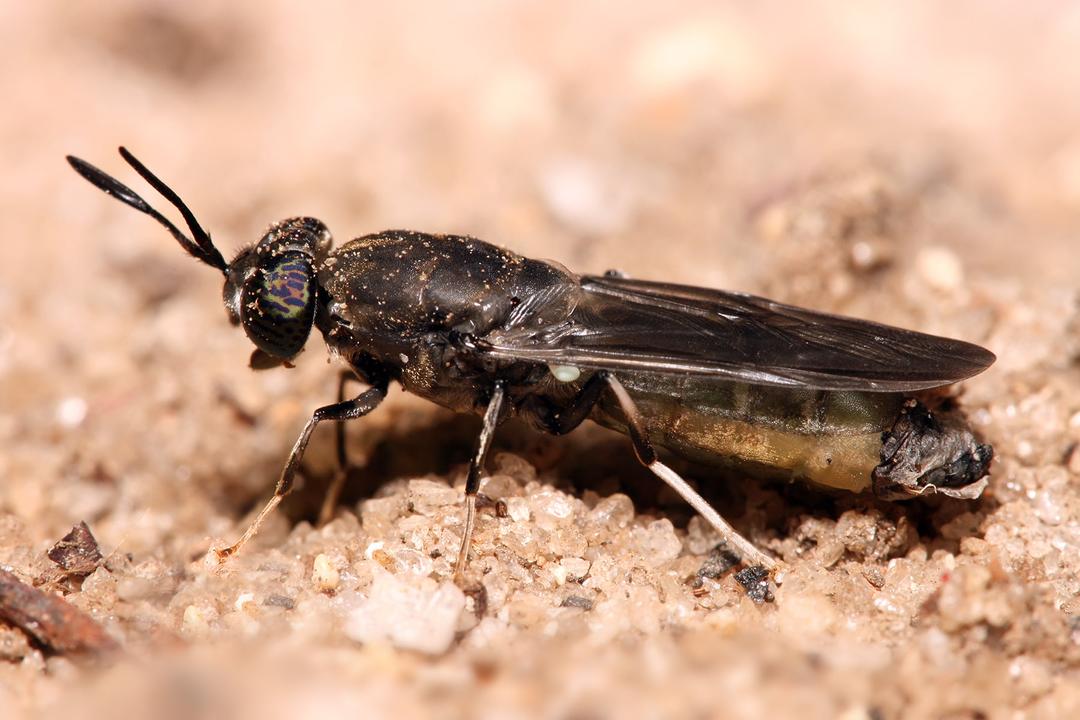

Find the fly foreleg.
xmin=605 ymin=374 xmax=777 ymax=570
xmin=213 ymin=382 xmax=388 ymax=562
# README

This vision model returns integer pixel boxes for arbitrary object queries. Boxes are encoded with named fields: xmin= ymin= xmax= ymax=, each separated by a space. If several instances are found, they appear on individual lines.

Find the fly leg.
xmin=453 ymin=381 xmax=507 ymax=582
xmin=541 ymin=371 xmax=609 ymax=435
xmin=213 ymin=382 xmax=388 ymax=562
xmin=317 ymin=371 xmax=363 ymax=526
xmin=605 ymin=374 xmax=776 ymax=570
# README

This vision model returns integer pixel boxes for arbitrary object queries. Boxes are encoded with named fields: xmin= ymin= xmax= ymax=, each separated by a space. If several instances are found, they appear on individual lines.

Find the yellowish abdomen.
xmin=590 ymin=375 xmax=902 ymax=494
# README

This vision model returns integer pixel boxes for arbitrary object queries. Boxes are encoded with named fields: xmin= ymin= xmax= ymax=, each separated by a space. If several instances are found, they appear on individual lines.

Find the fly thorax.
xmin=319 ymin=231 xmax=579 ymax=351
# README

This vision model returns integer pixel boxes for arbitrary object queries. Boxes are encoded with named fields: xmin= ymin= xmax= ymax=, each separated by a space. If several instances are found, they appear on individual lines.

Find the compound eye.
xmin=240 ymin=252 xmax=317 ymax=359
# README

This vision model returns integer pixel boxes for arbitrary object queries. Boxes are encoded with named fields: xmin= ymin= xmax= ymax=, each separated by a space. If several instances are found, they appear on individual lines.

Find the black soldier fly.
xmin=66 ymin=148 xmax=995 ymax=576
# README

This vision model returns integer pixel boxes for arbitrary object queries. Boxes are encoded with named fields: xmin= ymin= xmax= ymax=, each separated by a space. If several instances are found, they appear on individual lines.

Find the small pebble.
xmin=561 ymin=595 xmax=594 ymax=611
xmin=559 ymin=557 xmax=591 ymax=580
xmin=345 ymin=567 xmax=465 ymax=655
xmin=312 ymin=553 xmax=340 ymax=593
xmin=1033 ymin=490 xmax=1064 ymax=526
xmin=182 ymin=605 xmax=213 ymax=639
xmin=735 ymin=566 xmax=774 ymax=604
xmin=55 ymin=396 xmax=87 ymax=428
xmin=631 ymin=519 xmax=682 ymax=568
xmin=505 ymin=497 xmax=531 ymax=523
xmin=528 ymin=489 xmax=575 ymax=529
xmin=696 ymin=544 xmax=740 ymax=581
xmin=381 ymin=545 xmax=434 ymax=577
xmin=588 ymin=494 xmax=634 ymax=529
xmin=479 ymin=474 xmax=521 ymax=499
xmin=549 ymin=564 xmax=568 ymax=586
xmin=862 ymin=567 xmax=886 ymax=589
xmin=263 ymin=594 xmax=295 ymax=610
xmin=408 ymin=479 xmax=459 ymax=516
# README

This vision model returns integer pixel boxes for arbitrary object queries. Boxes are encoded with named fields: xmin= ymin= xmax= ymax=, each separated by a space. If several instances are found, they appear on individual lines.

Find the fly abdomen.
xmin=591 ymin=373 xmax=905 ymax=493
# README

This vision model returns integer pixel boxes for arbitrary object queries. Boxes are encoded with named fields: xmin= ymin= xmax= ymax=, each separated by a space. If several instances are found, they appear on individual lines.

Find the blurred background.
xmin=3 ymin=2 xmax=1080 ymax=718
xmin=4 ymin=0 xmax=1078 ymax=409
xmin=9 ymin=1 xmax=1080 ymax=283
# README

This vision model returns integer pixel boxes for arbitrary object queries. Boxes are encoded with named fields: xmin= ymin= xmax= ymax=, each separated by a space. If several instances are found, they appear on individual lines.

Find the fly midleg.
xmin=605 ymin=375 xmax=777 ymax=570
xmin=454 ymin=381 xmax=507 ymax=582
xmin=318 ymin=370 xmax=364 ymax=526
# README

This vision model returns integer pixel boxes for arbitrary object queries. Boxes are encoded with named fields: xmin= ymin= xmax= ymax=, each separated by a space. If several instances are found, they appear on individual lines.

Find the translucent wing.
xmin=480 ymin=275 xmax=995 ymax=392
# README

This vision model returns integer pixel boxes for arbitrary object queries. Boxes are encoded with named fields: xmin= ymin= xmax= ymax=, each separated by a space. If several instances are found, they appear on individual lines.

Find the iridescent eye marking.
xmin=262 ymin=259 xmax=312 ymax=318
xmin=240 ymin=252 xmax=317 ymax=358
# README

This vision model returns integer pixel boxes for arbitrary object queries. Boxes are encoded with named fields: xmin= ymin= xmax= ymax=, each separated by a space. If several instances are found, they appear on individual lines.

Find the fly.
xmin=66 ymin=148 xmax=996 ymax=578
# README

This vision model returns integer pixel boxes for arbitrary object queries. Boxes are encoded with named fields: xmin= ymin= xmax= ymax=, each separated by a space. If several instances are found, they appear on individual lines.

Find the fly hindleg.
xmin=540 ymin=371 xmax=610 ymax=435
xmin=605 ymin=374 xmax=777 ymax=570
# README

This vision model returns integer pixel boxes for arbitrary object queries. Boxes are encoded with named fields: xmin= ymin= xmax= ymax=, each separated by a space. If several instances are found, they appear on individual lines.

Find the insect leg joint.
xmin=605 ymin=374 xmax=776 ymax=570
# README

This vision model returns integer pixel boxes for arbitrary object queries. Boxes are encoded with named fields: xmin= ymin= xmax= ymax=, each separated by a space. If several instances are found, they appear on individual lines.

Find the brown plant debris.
xmin=0 ymin=569 xmax=118 ymax=657
xmin=47 ymin=522 xmax=104 ymax=578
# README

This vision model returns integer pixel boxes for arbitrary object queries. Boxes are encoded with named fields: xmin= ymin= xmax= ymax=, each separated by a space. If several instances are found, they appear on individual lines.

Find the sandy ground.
xmin=2 ymin=3 xmax=1080 ymax=718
